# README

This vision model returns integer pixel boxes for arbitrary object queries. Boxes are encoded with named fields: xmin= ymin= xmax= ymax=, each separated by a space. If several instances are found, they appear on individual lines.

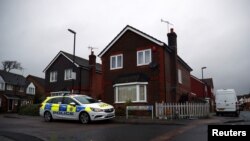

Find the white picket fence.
xmin=155 ymin=102 xmax=210 ymax=120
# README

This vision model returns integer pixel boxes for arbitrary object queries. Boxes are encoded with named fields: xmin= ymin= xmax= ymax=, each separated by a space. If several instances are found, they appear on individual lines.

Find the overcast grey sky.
xmin=0 ymin=0 xmax=249 ymax=95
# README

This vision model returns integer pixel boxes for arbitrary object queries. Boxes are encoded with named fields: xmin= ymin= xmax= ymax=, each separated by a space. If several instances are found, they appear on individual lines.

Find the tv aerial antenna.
xmin=161 ymin=19 xmax=174 ymax=33
xmin=88 ymin=46 xmax=98 ymax=53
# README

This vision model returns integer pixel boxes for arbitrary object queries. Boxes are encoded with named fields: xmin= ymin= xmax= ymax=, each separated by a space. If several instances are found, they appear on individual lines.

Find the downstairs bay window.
xmin=114 ymin=82 xmax=147 ymax=103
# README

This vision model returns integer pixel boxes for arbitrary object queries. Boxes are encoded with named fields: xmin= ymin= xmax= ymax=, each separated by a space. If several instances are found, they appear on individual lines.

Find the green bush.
xmin=18 ymin=104 xmax=40 ymax=116
xmin=115 ymin=107 xmax=126 ymax=116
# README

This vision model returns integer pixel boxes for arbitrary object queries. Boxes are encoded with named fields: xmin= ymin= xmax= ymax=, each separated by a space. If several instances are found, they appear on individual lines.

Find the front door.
xmin=8 ymin=99 xmax=13 ymax=111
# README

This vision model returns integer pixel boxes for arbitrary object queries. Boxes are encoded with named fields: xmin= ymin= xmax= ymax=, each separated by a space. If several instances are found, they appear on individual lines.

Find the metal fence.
xmin=155 ymin=102 xmax=210 ymax=120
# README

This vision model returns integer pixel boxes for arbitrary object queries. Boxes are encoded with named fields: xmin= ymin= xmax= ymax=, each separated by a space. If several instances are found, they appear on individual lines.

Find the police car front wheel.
xmin=44 ymin=111 xmax=53 ymax=122
xmin=79 ymin=112 xmax=90 ymax=124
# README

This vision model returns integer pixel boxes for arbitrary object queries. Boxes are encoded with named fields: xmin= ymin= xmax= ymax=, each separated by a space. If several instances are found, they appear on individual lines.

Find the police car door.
xmin=51 ymin=97 xmax=63 ymax=119
xmin=61 ymin=97 xmax=78 ymax=119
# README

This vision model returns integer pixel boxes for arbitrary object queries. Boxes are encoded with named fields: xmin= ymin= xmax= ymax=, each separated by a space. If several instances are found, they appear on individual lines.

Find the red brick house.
xmin=190 ymin=75 xmax=205 ymax=99
xmin=190 ymin=75 xmax=215 ymax=111
xmin=202 ymin=78 xmax=214 ymax=100
xmin=190 ymin=75 xmax=214 ymax=101
xmin=26 ymin=75 xmax=46 ymax=103
xmin=43 ymin=51 xmax=102 ymax=99
xmin=98 ymin=25 xmax=192 ymax=106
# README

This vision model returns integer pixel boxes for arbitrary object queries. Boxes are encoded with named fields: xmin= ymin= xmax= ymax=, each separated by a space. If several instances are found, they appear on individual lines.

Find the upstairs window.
xmin=6 ymin=84 xmax=13 ymax=91
xmin=26 ymin=83 xmax=35 ymax=95
xmin=19 ymin=87 xmax=24 ymax=92
xmin=64 ymin=69 xmax=76 ymax=80
xmin=28 ymin=87 xmax=35 ymax=94
xmin=50 ymin=71 xmax=57 ymax=82
xmin=110 ymin=54 xmax=123 ymax=70
xmin=137 ymin=49 xmax=152 ymax=66
xmin=178 ymin=69 xmax=183 ymax=84
xmin=0 ymin=83 xmax=5 ymax=91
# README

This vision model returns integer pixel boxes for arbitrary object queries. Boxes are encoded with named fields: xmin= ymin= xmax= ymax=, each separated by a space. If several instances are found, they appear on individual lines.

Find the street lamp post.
xmin=201 ymin=66 xmax=207 ymax=81
xmin=68 ymin=29 xmax=76 ymax=93
xmin=201 ymin=66 xmax=207 ymax=101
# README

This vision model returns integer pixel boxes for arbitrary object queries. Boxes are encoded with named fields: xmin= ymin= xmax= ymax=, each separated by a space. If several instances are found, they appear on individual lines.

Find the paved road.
xmin=170 ymin=111 xmax=250 ymax=141
xmin=0 ymin=114 xmax=181 ymax=141
xmin=0 ymin=112 xmax=246 ymax=141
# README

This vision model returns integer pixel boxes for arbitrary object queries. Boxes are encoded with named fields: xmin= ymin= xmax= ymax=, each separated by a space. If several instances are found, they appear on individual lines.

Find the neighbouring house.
xmin=241 ymin=94 xmax=250 ymax=104
xmin=26 ymin=75 xmax=46 ymax=104
xmin=190 ymin=75 xmax=215 ymax=111
xmin=98 ymin=25 xmax=192 ymax=107
xmin=0 ymin=70 xmax=34 ymax=112
xmin=202 ymin=78 xmax=214 ymax=100
xmin=43 ymin=51 xmax=102 ymax=99
xmin=190 ymin=75 xmax=214 ymax=100
xmin=238 ymin=93 xmax=250 ymax=110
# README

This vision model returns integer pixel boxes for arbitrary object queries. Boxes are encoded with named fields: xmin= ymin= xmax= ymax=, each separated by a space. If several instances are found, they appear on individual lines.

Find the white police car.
xmin=39 ymin=94 xmax=115 ymax=124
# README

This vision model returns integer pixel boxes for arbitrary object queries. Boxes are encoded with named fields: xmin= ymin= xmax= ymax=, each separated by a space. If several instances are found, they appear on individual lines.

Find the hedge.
xmin=18 ymin=104 xmax=40 ymax=116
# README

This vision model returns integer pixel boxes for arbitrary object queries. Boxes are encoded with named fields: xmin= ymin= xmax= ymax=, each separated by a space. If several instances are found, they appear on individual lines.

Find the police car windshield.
xmin=74 ymin=95 xmax=98 ymax=104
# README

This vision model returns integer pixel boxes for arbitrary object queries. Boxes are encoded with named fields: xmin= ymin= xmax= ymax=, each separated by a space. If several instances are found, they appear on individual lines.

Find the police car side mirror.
xmin=69 ymin=102 xmax=76 ymax=106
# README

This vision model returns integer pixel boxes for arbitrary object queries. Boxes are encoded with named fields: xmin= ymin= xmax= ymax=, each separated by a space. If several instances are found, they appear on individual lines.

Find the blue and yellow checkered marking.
xmin=45 ymin=103 xmax=52 ymax=110
xmin=43 ymin=103 xmax=86 ymax=113
xmin=59 ymin=104 xmax=67 ymax=112
xmin=76 ymin=106 xmax=85 ymax=112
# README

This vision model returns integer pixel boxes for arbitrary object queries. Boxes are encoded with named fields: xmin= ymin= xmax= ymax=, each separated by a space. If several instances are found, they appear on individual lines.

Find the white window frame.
xmin=137 ymin=49 xmax=152 ymax=66
xmin=114 ymin=82 xmax=148 ymax=103
xmin=0 ymin=76 xmax=5 ymax=91
xmin=64 ymin=69 xmax=76 ymax=80
xmin=26 ymin=83 xmax=35 ymax=95
xmin=28 ymin=87 xmax=35 ymax=94
xmin=178 ymin=69 xmax=182 ymax=84
xmin=110 ymin=54 xmax=123 ymax=70
xmin=6 ymin=84 xmax=13 ymax=91
xmin=50 ymin=71 xmax=57 ymax=82
xmin=0 ymin=83 xmax=5 ymax=91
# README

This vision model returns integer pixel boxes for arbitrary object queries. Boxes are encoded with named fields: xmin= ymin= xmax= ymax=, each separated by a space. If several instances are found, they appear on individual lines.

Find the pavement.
xmin=0 ymin=131 xmax=43 ymax=141
xmin=0 ymin=136 xmax=14 ymax=141
xmin=113 ymin=116 xmax=206 ymax=125
xmin=0 ymin=113 xmax=242 ymax=141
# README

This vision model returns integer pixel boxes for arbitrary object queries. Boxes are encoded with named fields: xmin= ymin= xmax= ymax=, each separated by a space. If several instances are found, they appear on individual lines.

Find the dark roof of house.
xmin=43 ymin=51 xmax=102 ymax=72
xmin=177 ymin=57 xmax=192 ymax=71
xmin=26 ymin=75 xmax=45 ymax=87
xmin=237 ymin=93 xmax=250 ymax=99
xmin=98 ymin=25 xmax=192 ymax=71
xmin=113 ymin=73 xmax=149 ymax=84
xmin=191 ymin=75 xmax=205 ymax=84
xmin=0 ymin=70 xmax=26 ymax=86
xmin=98 ymin=25 xmax=166 ymax=57
xmin=202 ymin=78 xmax=214 ymax=88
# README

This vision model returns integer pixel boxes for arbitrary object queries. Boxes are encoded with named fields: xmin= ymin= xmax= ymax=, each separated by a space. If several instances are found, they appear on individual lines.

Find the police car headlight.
xmin=90 ymin=108 xmax=104 ymax=112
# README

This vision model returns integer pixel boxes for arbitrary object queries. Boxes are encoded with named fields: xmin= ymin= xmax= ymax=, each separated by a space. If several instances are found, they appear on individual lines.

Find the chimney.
xmin=167 ymin=28 xmax=178 ymax=102
xmin=89 ymin=51 xmax=96 ymax=67
xmin=89 ymin=51 xmax=97 ymax=98
xmin=167 ymin=28 xmax=177 ymax=47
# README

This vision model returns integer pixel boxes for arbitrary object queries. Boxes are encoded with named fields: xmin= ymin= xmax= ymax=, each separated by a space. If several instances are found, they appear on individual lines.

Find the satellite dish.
xmin=149 ymin=62 xmax=158 ymax=69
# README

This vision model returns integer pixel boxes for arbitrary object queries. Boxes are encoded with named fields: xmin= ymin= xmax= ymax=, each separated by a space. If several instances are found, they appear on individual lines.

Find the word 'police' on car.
xmin=39 ymin=94 xmax=115 ymax=124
